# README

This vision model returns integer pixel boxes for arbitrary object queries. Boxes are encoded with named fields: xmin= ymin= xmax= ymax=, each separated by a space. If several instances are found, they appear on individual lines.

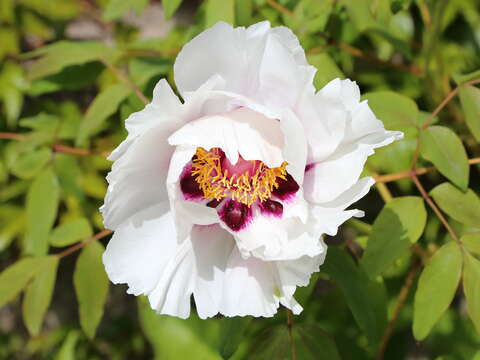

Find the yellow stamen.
xmin=191 ymin=147 xmax=287 ymax=206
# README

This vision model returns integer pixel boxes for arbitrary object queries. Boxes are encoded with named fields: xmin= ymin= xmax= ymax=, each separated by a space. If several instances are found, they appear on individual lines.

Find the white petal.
xmin=103 ymin=204 xmax=181 ymax=299
xmin=174 ymin=22 xmax=246 ymax=95
xmin=109 ymin=80 xmax=181 ymax=162
xmin=191 ymin=225 xmax=235 ymax=319
xmin=311 ymin=207 xmax=364 ymax=236
xmin=274 ymin=244 xmax=327 ymax=314
xmin=219 ymin=247 xmax=279 ymax=317
xmin=297 ymin=91 xmax=347 ymax=164
xmin=168 ymin=107 xmax=285 ymax=168
xmin=230 ymin=195 xmax=325 ymax=261
xmin=320 ymin=176 xmax=375 ymax=210
xmin=303 ymin=144 xmax=373 ymax=204
xmin=318 ymin=78 xmax=360 ymax=111
xmin=102 ymin=124 xmax=178 ymax=230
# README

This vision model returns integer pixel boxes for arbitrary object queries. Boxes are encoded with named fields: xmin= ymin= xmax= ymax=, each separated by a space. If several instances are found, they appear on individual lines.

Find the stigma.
xmin=190 ymin=147 xmax=288 ymax=206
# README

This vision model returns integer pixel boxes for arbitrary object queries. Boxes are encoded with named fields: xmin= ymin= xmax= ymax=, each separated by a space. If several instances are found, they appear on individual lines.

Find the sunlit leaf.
xmin=362 ymin=91 xmax=419 ymax=131
xmin=206 ymin=0 xmax=234 ymax=28
xmin=163 ymin=0 xmax=183 ymax=19
xmin=103 ymin=0 xmax=149 ymax=21
xmin=76 ymin=83 xmax=131 ymax=146
xmin=420 ymin=126 xmax=469 ymax=190
xmin=463 ymin=252 xmax=480 ymax=333
xmin=430 ymin=183 xmax=480 ymax=227
xmin=461 ymin=233 xmax=480 ymax=256
xmin=459 ymin=85 xmax=480 ymax=142
xmin=10 ymin=147 xmax=52 ymax=179
xmin=413 ymin=242 xmax=462 ymax=340
xmin=74 ymin=241 xmax=108 ymax=339
xmin=361 ymin=197 xmax=427 ymax=278
xmin=22 ymin=256 xmax=59 ymax=336
xmin=49 ymin=218 xmax=92 ymax=247
xmin=0 ymin=257 xmax=44 ymax=307
xmin=308 ymin=53 xmax=344 ymax=90
xmin=53 ymin=330 xmax=80 ymax=360
xmin=24 ymin=168 xmax=60 ymax=256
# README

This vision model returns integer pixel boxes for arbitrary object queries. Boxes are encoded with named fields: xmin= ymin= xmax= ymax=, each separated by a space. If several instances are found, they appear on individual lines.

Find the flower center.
xmin=191 ymin=147 xmax=288 ymax=206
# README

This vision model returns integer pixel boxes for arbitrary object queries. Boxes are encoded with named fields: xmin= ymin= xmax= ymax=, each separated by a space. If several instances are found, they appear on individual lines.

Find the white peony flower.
xmin=101 ymin=21 xmax=402 ymax=319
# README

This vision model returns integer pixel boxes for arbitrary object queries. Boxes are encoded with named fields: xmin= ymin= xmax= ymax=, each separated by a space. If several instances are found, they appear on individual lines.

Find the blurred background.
xmin=0 ymin=0 xmax=480 ymax=359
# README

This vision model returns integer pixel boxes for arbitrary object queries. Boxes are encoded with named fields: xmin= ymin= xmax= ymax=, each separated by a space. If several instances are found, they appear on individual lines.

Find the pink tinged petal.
xmin=103 ymin=204 xmax=195 ymax=319
xmin=218 ymin=200 xmax=253 ymax=232
xmin=168 ymin=107 xmax=285 ymax=168
xmin=191 ymin=225 xmax=235 ymax=319
xmin=258 ymin=199 xmax=283 ymax=217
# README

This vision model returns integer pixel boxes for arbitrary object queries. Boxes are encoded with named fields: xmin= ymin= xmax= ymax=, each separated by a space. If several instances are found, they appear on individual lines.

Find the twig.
xmin=266 ymin=0 xmax=294 ymax=16
xmin=421 ymin=78 xmax=480 ymax=129
xmin=0 ymin=132 xmax=25 ymax=140
xmin=99 ymin=58 xmax=149 ymax=105
xmin=56 ymin=229 xmax=112 ymax=259
xmin=411 ymin=174 xmax=461 ymax=245
xmin=375 ymin=261 xmax=420 ymax=360
xmin=374 ymin=157 xmax=480 ymax=183
xmin=286 ymin=309 xmax=296 ymax=360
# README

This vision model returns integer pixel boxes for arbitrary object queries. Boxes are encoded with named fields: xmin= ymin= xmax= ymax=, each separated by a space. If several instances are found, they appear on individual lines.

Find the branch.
xmin=99 ymin=58 xmax=149 ymax=105
xmin=374 ymin=157 xmax=480 ymax=183
xmin=56 ymin=229 xmax=112 ymax=259
xmin=375 ymin=261 xmax=420 ymax=360
xmin=0 ymin=132 xmax=25 ymax=140
xmin=286 ymin=309 xmax=297 ymax=360
xmin=266 ymin=0 xmax=294 ymax=16
xmin=422 ymin=78 xmax=480 ymax=129
xmin=411 ymin=174 xmax=461 ymax=244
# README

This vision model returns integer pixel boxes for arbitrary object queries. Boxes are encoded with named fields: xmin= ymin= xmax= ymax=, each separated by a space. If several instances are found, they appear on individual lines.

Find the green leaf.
xmin=430 ymin=183 xmax=480 ymax=227
xmin=26 ymin=41 xmax=118 ymax=80
xmin=323 ymin=247 xmax=383 ymax=345
xmin=362 ymin=91 xmax=419 ymax=131
xmin=413 ymin=242 xmax=462 ymax=340
xmin=461 ymin=233 xmax=480 ymax=255
xmin=76 ymin=83 xmax=131 ymax=146
xmin=453 ymin=70 xmax=480 ymax=85
xmin=361 ymin=197 xmax=426 ymax=278
xmin=463 ymin=252 xmax=480 ymax=333
xmin=103 ymin=0 xmax=149 ymax=21
xmin=49 ymin=218 xmax=93 ymax=247
xmin=218 ymin=317 xmax=251 ymax=359
xmin=0 ymin=61 xmax=27 ymax=128
xmin=206 ymin=0 xmax=235 ymax=28
xmin=24 ymin=168 xmax=60 ymax=256
xmin=129 ymin=57 xmax=171 ymax=86
xmin=73 ymin=241 xmax=108 ymax=339
xmin=138 ymin=297 xmax=221 ymax=360
xmin=0 ymin=257 xmax=44 ymax=307
xmin=459 ymin=85 xmax=480 ymax=142
xmin=163 ymin=0 xmax=183 ymax=19
xmin=420 ymin=126 xmax=469 ymax=190
xmin=10 ymin=147 xmax=52 ymax=179
xmin=307 ymin=53 xmax=344 ymax=90
xmin=22 ymin=256 xmax=59 ymax=336
xmin=54 ymin=330 xmax=80 ymax=360
xmin=251 ymin=324 xmax=341 ymax=360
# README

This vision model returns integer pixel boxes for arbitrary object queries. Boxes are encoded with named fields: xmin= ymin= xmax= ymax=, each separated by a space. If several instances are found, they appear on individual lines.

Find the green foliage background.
xmin=0 ymin=0 xmax=480 ymax=359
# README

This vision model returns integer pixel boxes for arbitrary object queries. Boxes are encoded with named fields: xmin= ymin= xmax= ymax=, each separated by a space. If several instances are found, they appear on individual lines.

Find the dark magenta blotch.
xmin=272 ymin=173 xmax=299 ymax=200
xmin=218 ymin=199 xmax=252 ymax=232
xmin=180 ymin=167 xmax=203 ymax=200
xmin=259 ymin=199 xmax=283 ymax=217
xmin=206 ymin=198 xmax=222 ymax=208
